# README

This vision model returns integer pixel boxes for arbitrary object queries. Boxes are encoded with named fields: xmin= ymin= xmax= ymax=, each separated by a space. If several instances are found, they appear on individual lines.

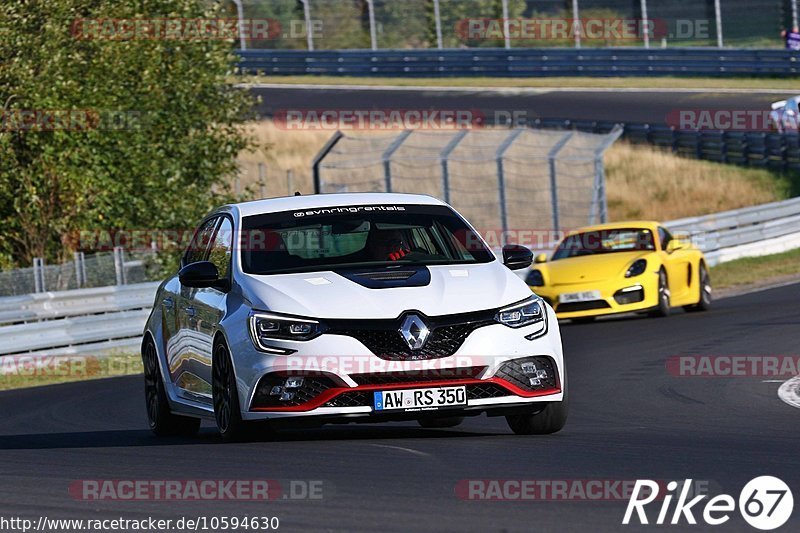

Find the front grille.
xmin=351 ymin=366 xmax=486 ymax=386
xmin=251 ymin=374 xmax=335 ymax=409
xmin=495 ymin=356 xmax=558 ymax=391
xmin=323 ymin=391 xmax=372 ymax=408
xmin=466 ymin=383 xmax=509 ymax=400
xmin=325 ymin=310 xmax=495 ymax=361
xmin=322 ymin=381 xmax=510 ymax=408
xmin=556 ymin=300 xmax=611 ymax=313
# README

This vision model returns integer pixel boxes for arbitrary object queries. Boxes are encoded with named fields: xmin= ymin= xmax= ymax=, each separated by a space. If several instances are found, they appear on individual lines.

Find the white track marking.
xmin=778 ymin=375 xmax=800 ymax=410
xmin=366 ymin=443 xmax=431 ymax=458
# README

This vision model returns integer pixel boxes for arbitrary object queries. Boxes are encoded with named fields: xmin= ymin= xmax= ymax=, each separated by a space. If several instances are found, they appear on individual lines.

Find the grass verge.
xmin=711 ymin=248 xmax=800 ymax=290
xmin=234 ymin=75 xmax=798 ymax=91
xmin=0 ymin=353 xmax=142 ymax=392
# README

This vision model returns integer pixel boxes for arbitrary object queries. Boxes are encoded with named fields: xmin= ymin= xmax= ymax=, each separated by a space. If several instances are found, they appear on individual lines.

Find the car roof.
xmin=221 ymin=192 xmax=446 ymax=219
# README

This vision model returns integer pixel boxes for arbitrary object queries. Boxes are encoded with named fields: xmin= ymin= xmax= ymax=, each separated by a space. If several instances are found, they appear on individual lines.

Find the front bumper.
xmin=531 ymin=273 xmax=660 ymax=319
xmin=228 ymin=307 xmax=565 ymax=422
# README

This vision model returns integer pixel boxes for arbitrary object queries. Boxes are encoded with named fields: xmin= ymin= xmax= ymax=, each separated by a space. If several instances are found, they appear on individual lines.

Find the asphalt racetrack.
xmin=1 ymin=283 xmax=798 ymax=532
xmin=249 ymin=85 xmax=796 ymax=127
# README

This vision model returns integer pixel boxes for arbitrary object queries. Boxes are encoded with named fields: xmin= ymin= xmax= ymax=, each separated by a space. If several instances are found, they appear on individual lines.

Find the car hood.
xmin=540 ymin=251 xmax=651 ymax=285
xmin=239 ymin=262 xmax=529 ymax=319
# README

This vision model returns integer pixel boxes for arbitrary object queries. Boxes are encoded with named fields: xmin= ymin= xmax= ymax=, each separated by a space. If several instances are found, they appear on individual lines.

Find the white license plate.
xmin=559 ymin=290 xmax=601 ymax=303
xmin=373 ymin=386 xmax=467 ymax=412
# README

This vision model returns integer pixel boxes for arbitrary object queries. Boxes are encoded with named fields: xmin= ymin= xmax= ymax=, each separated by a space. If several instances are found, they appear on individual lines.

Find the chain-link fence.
xmin=313 ymin=127 xmax=623 ymax=243
xmin=0 ymin=250 xmax=160 ymax=297
xmin=237 ymin=0 xmax=799 ymax=50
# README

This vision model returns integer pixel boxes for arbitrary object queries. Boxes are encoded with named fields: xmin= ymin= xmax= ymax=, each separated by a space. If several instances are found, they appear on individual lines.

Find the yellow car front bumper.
xmin=530 ymin=273 xmax=661 ymax=319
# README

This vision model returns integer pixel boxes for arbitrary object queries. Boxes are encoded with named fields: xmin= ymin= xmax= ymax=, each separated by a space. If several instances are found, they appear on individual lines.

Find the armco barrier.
xmin=665 ymin=196 xmax=800 ymax=266
xmin=237 ymin=48 xmax=800 ymax=78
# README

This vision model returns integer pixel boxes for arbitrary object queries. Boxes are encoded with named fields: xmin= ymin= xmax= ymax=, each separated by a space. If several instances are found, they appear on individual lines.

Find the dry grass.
xmin=604 ymin=142 xmax=788 ymax=220
xmin=235 ymin=121 xmax=791 ymax=222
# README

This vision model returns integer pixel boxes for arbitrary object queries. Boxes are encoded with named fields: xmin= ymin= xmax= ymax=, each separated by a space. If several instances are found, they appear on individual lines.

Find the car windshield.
xmin=240 ymin=204 xmax=494 ymax=275
xmin=551 ymin=228 xmax=655 ymax=260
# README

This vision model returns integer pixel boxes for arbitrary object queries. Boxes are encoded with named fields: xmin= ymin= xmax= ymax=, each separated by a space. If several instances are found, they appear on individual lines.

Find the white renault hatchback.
xmin=142 ymin=193 xmax=567 ymax=441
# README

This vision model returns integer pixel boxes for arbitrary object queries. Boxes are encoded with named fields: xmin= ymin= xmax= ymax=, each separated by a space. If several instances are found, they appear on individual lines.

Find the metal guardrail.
xmin=238 ymin=48 xmax=800 ymax=78
xmin=0 ymin=283 xmax=159 ymax=359
xmin=665 ymin=196 xmax=800 ymax=265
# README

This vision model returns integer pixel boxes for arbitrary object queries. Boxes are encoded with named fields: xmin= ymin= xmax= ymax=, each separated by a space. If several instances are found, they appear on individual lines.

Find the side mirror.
xmin=502 ymin=244 xmax=533 ymax=270
xmin=179 ymin=261 xmax=220 ymax=289
xmin=534 ymin=253 xmax=548 ymax=264
xmin=666 ymin=240 xmax=684 ymax=254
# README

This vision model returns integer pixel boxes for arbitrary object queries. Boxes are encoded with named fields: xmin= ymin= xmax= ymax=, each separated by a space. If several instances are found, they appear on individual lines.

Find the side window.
xmin=208 ymin=217 xmax=233 ymax=279
xmin=184 ymin=217 xmax=219 ymax=266
xmin=658 ymin=226 xmax=673 ymax=251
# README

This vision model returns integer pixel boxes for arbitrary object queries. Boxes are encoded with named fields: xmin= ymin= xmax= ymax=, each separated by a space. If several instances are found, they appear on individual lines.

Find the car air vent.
xmin=355 ymin=271 xmax=416 ymax=281
xmin=335 ymin=265 xmax=431 ymax=289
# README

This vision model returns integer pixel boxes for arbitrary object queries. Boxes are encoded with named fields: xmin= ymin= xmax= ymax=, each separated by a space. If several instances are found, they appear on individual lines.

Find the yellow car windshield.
xmin=552 ymin=228 xmax=655 ymax=260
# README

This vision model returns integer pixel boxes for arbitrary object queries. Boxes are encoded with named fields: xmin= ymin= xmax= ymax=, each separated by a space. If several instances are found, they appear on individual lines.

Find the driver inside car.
xmin=366 ymin=228 xmax=411 ymax=261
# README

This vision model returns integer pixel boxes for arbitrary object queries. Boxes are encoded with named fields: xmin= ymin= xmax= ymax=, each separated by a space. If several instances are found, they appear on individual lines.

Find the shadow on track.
xmin=0 ymin=424 xmax=506 ymax=450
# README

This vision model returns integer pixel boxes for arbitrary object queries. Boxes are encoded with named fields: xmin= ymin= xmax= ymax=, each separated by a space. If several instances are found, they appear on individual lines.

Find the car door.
xmin=180 ymin=215 xmax=234 ymax=403
xmin=658 ymin=226 xmax=693 ymax=303
xmin=166 ymin=216 xmax=219 ymax=398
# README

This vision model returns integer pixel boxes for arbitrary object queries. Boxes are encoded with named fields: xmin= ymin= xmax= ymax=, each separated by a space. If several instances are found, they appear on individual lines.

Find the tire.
xmin=143 ymin=338 xmax=201 ymax=437
xmin=418 ymin=416 xmax=464 ymax=429
xmin=505 ymin=378 xmax=568 ymax=435
xmin=684 ymin=264 xmax=712 ymax=313
xmin=649 ymin=269 xmax=671 ymax=318
xmin=212 ymin=340 xmax=254 ymax=442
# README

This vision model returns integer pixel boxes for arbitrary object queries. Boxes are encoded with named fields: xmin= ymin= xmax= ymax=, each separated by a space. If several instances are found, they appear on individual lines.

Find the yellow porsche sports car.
xmin=525 ymin=221 xmax=711 ymax=321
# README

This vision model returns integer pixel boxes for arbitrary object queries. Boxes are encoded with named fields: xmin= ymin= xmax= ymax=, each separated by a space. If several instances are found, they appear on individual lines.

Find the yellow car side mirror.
xmin=534 ymin=253 xmax=548 ymax=264
xmin=666 ymin=240 xmax=684 ymax=253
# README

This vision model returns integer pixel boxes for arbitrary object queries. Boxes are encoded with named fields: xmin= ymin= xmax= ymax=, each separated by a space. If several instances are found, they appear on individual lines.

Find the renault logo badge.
xmin=398 ymin=314 xmax=430 ymax=351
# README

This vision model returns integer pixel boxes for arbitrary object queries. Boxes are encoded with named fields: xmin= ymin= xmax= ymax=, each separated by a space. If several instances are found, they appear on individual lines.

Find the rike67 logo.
xmin=623 ymin=476 xmax=793 ymax=530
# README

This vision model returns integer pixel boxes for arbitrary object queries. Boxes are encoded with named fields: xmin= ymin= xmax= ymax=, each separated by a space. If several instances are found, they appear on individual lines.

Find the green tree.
xmin=0 ymin=0 xmax=254 ymax=269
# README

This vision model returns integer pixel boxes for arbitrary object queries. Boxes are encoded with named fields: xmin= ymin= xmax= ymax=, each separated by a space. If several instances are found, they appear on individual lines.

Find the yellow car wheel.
xmin=649 ymin=269 xmax=671 ymax=318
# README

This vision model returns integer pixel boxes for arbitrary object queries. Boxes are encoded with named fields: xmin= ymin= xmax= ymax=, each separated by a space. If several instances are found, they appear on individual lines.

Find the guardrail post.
xmin=113 ymin=247 xmax=127 ymax=286
xmin=496 ymin=129 xmax=525 ymax=246
xmin=366 ymin=0 xmax=378 ymax=50
xmin=33 ymin=257 xmax=45 ymax=293
xmin=73 ymin=252 xmax=85 ymax=288
xmin=571 ymin=0 xmax=581 ymax=48
xmin=547 ymin=132 xmax=574 ymax=234
xmin=440 ymin=130 xmax=468 ymax=204
xmin=300 ymin=0 xmax=314 ymax=51
xmin=381 ymin=130 xmax=412 ymax=193
xmin=312 ymin=131 xmax=344 ymax=193
xmin=501 ymin=0 xmax=511 ymax=50
xmin=714 ymin=0 xmax=724 ymax=47
xmin=640 ymin=0 xmax=650 ymax=48
xmin=433 ymin=0 xmax=443 ymax=49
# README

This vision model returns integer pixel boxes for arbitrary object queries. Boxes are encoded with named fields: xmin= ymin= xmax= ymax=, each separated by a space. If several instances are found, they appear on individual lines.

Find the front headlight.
xmin=249 ymin=311 xmax=322 ymax=353
xmin=625 ymin=258 xmax=647 ymax=278
xmin=525 ymin=269 xmax=544 ymax=287
xmin=495 ymin=296 xmax=546 ymax=330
